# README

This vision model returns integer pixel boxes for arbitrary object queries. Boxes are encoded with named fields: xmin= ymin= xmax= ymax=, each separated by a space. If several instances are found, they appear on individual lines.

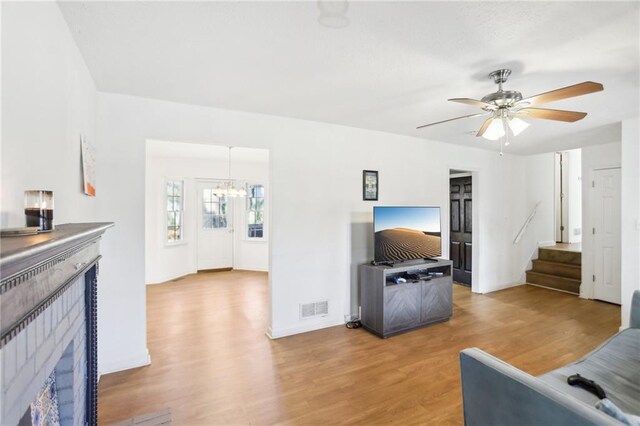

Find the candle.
xmin=24 ymin=190 xmax=54 ymax=232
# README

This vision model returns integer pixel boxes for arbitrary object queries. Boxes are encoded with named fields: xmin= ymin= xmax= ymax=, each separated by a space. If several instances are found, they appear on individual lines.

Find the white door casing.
xmin=196 ymin=181 xmax=233 ymax=270
xmin=592 ymin=168 xmax=621 ymax=304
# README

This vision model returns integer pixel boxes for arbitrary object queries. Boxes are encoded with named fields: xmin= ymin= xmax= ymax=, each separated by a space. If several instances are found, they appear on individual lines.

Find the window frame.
xmin=245 ymin=183 xmax=266 ymax=241
xmin=165 ymin=178 xmax=185 ymax=245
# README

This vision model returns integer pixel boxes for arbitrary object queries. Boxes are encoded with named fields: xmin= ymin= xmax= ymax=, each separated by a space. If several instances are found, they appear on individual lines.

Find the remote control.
xmin=567 ymin=374 xmax=607 ymax=399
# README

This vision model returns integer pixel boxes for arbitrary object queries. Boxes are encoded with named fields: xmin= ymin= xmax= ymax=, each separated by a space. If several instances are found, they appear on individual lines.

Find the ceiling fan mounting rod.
xmin=489 ymin=69 xmax=512 ymax=91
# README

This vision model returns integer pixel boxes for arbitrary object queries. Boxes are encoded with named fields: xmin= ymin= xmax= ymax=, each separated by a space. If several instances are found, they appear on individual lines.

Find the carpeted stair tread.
xmin=538 ymin=248 xmax=581 ymax=266
xmin=526 ymin=270 xmax=581 ymax=294
xmin=531 ymin=259 xmax=581 ymax=280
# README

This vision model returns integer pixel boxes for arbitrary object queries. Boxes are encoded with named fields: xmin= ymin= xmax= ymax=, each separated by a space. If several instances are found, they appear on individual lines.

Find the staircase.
xmin=526 ymin=247 xmax=581 ymax=294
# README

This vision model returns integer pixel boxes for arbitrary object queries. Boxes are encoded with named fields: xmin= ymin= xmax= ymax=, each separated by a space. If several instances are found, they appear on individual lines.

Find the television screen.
xmin=374 ymin=206 xmax=442 ymax=263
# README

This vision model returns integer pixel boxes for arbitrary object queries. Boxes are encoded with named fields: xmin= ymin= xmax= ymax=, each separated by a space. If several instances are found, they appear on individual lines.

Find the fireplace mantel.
xmin=1 ymin=222 xmax=113 ymax=425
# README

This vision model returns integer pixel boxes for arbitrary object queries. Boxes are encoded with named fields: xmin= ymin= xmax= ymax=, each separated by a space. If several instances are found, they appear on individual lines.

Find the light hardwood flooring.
xmin=99 ymin=271 xmax=620 ymax=425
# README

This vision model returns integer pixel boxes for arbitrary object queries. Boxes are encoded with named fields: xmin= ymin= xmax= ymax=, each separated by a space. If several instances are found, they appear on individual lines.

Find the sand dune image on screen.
xmin=375 ymin=228 xmax=441 ymax=262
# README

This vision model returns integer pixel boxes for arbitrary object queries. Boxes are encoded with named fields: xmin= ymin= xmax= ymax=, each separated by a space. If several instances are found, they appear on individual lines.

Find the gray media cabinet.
xmin=360 ymin=259 xmax=453 ymax=338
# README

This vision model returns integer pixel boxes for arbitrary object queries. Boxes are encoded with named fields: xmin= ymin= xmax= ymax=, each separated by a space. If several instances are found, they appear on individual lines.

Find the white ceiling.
xmin=59 ymin=1 xmax=639 ymax=155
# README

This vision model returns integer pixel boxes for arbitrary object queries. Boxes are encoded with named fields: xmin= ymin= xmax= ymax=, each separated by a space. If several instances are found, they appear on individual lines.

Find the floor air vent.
xmin=300 ymin=301 xmax=329 ymax=319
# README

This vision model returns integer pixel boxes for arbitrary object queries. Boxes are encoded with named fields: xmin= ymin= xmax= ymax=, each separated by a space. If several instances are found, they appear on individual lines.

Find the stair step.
xmin=538 ymin=248 xmax=581 ymax=266
xmin=531 ymin=259 xmax=581 ymax=280
xmin=525 ymin=271 xmax=581 ymax=294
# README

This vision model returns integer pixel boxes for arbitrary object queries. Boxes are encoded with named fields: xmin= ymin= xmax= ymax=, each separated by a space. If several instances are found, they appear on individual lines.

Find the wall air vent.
xmin=300 ymin=300 xmax=329 ymax=319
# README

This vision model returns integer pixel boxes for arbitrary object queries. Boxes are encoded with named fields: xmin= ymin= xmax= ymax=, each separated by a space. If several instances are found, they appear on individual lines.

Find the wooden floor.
xmin=98 ymin=271 xmax=620 ymax=425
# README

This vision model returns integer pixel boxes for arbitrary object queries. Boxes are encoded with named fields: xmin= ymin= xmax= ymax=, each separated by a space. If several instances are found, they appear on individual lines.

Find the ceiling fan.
xmin=416 ymin=69 xmax=604 ymax=142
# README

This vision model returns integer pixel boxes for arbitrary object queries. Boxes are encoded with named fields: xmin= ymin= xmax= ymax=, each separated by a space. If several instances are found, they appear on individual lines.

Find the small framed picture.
xmin=363 ymin=170 xmax=378 ymax=201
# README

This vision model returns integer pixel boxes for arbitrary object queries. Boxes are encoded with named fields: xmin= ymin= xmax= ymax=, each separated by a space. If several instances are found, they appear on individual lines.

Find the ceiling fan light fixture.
xmin=482 ymin=118 xmax=505 ymax=140
xmin=508 ymin=117 xmax=529 ymax=136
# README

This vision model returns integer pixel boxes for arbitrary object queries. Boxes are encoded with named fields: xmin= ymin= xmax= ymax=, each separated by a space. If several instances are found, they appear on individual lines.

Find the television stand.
xmin=360 ymin=258 xmax=453 ymax=338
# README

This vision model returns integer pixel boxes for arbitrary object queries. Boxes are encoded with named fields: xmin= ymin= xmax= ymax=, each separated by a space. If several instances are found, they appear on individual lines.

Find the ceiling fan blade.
xmin=515 ymin=108 xmax=587 ymax=122
xmin=518 ymin=81 xmax=603 ymax=106
xmin=448 ymin=98 xmax=497 ymax=110
xmin=416 ymin=112 xmax=489 ymax=129
xmin=476 ymin=117 xmax=494 ymax=137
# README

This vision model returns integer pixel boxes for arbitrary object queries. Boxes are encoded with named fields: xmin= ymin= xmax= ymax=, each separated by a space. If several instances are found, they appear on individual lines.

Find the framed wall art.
xmin=362 ymin=170 xmax=378 ymax=201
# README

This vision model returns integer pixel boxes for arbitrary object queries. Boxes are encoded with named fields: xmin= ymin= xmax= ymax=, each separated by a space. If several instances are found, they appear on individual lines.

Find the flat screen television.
xmin=373 ymin=206 xmax=442 ymax=264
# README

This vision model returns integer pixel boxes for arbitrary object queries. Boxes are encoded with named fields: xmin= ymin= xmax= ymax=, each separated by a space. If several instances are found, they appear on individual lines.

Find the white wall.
xmin=145 ymin=149 xmax=269 ymax=284
xmin=97 ymin=92 xmax=531 ymax=347
xmin=1 ymin=1 xmax=98 ymax=226
xmin=520 ymin=153 xmax=555 ymax=279
xmin=567 ymin=149 xmax=583 ymax=243
xmin=581 ymin=141 xmax=622 ymax=299
xmin=621 ymin=117 xmax=640 ymax=328
xmin=0 ymin=2 xmax=141 ymax=375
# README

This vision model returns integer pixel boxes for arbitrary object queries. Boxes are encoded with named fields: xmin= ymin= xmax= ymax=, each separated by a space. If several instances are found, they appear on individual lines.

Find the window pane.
xmin=248 ymin=211 xmax=256 ymax=225
xmin=256 ymin=198 xmax=264 ymax=211
xmin=249 ymin=198 xmax=257 ymax=210
xmin=220 ymin=201 xmax=227 ymax=215
xmin=203 ymin=213 xmax=213 ymax=229
xmin=213 ymin=215 xmax=227 ymax=229
xmin=166 ymin=180 xmax=185 ymax=242
xmin=256 ymin=186 xmax=265 ymax=198
xmin=256 ymin=211 xmax=264 ymax=224
xmin=203 ymin=189 xmax=211 ymax=203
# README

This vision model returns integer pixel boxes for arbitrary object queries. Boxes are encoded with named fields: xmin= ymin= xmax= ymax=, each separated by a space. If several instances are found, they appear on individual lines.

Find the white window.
xmin=202 ymin=188 xmax=228 ymax=229
xmin=166 ymin=180 xmax=184 ymax=242
xmin=247 ymin=184 xmax=265 ymax=239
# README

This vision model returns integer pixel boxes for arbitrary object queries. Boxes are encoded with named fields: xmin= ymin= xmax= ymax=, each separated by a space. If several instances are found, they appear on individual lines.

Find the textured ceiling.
xmin=59 ymin=1 xmax=639 ymax=155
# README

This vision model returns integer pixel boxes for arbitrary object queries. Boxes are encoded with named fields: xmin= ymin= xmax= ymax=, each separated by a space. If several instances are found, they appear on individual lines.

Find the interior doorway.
xmin=449 ymin=171 xmax=473 ymax=286
xmin=554 ymin=149 xmax=582 ymax=245
xmin=144 ymin=140 xmax=270 ymax=285
xmin=555 ymin=152 xmax=569 ymax=243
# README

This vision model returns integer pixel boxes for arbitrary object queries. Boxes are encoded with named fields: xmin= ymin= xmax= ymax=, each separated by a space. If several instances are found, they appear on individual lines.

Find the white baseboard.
xmin=234 ymin=267 xmax=269 ymax=272
xmin=266 ymin=316 xmax=343 ymax=339
xmin=98 ymin=348 xmax=151 ymax=377
xmin=484 ymin=281 xmax=526 ymax=293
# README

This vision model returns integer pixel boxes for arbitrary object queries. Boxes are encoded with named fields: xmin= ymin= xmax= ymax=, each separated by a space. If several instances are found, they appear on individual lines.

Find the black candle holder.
xmin=24 ymin=190 xmax=54 ymax=232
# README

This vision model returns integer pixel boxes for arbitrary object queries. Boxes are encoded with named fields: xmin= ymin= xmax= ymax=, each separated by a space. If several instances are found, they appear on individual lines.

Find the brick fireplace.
xmin=0 ymin=223 xmax=112 ymax=425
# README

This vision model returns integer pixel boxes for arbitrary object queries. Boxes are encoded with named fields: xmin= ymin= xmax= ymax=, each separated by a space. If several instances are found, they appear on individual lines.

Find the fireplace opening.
xmin=15 ymin=339 xmax=82 ymax=426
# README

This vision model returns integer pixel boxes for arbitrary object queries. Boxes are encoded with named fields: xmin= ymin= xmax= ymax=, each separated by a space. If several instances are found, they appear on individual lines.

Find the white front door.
xmin=197 ymin=181 xmax=233 ymax=270
xmin=592 ymin=168 xmax=621 ymax=304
